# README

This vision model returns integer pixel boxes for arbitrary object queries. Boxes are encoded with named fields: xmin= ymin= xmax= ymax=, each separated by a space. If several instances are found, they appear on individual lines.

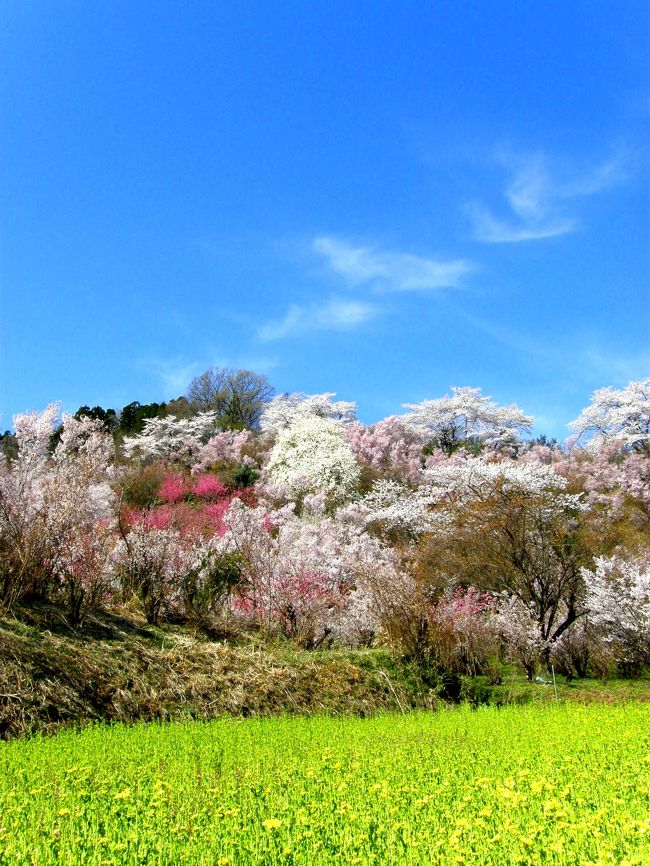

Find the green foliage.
xmin=0 ymin=431 xmax=18 ymax=462
xmin=74 ymin=405 xmax=118 ymax=432
xmin=181 ymin=551 xmax=243 ymax=626
xmin=118 ymin=401 xmax=168 ymax=436
xmin=118 ymin=463 xmax=166 ymax=509
xmin=219 ymin=462 xmax=259 ymax=489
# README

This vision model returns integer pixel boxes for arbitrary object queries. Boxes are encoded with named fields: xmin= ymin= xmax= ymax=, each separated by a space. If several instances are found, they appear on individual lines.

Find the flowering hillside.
xmin=1 ymin=380 xmax=648 ymax=683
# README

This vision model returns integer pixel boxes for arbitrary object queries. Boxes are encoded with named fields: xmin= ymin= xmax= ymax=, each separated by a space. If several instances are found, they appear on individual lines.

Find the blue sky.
xmin=1 ymin=1 xmax=648 ymax=439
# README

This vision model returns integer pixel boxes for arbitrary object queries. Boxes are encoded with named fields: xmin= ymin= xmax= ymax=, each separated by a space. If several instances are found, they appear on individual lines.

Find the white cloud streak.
xmin=468 ymin=152 xmax=625 ymax=243
xmin=313 ymin=236 xmax=473 ymax=291
xmin=139 ymin=357 xmax=203 ymax=398
xmin=258 ymin=298 xmax=378 ymax=342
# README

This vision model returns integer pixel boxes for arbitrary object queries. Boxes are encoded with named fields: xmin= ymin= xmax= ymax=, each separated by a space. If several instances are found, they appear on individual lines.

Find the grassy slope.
xmin=1 ymin=605 xmax=649 ymax=740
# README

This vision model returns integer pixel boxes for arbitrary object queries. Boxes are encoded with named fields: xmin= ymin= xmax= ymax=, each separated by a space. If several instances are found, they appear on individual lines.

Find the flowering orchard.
xmin=1 ymin=381 xmax=649 ymax=679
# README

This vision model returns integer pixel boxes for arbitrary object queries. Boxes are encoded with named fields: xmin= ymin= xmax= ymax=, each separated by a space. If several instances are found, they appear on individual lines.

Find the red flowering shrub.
xmin=192 ymin=474 xmax=229 ymax=500
xmin=158 ymin=472 xmax=188 ymax=503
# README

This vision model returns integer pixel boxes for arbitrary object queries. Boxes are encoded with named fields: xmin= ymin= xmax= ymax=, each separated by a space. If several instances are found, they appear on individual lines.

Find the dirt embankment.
xmin=0 ymin=606 xmax=435 ymax=740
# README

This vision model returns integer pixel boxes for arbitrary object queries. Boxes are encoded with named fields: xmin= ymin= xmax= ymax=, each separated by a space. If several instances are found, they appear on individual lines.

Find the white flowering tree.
xmin=215 ymin=499 xmax=361 ymax=645
xmin=418 ymin=457 xmax=588 ymax=667
xmin=569 ymin=379 xmax=650 ymax=454
xmin=360 ymin=479 xmax=445 ymax=539
xmin=45 ymin=414 xmax=117 ymax=622
xmin=0 ymin=404 xmax=61 ymax=608
xmin=264 ymin=415 xmax=361 ymax=501
xmin=0 ymin=406 xmax=117 ymax=621
xmin=491 ymin=595 xmax=548 ymax=680
xmin=114 ymin=517 xmax=229 ymax=625
xmin=260 ymin=392 xmax=356 ymax=434
xmin=582 ymin=553 xmax=650 ymax=676
xmin=402 ymin=386 xmax=533 ymax=455
xmin=121 ymin=412 xmax=219 ymax=463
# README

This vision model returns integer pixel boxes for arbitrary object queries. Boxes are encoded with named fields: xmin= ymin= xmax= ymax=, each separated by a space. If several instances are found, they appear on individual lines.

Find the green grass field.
xmin=1 ymin=705 xmax=649 ymax=865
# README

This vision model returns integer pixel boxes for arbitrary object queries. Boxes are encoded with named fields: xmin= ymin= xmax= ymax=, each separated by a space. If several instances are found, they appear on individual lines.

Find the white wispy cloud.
xmin=578 ymin=344 xmax=650 ymax=384
xmin=313 ymin=236 xmax=473 ymax=291
xmin=468 ymin=151 xmax=625 ymax=243
xmin=258 ymin=297 xmax=378 ymax=342
xmin=138 ymin=356 xmax=203 ymax=398
xmin=141 ymin=353 xmax=280 ymax=395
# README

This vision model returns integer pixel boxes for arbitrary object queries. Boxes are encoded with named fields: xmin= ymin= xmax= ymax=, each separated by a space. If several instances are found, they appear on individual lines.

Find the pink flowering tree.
xmin=521 ymin=439 xmax=650 ymax=549
xmin=191 ymin=429 xmax=259 ymax=482
xmin=344 ymin=416 xmax=427 ymax=485
xmin=426 ymin=587 xmax=497 ymax=677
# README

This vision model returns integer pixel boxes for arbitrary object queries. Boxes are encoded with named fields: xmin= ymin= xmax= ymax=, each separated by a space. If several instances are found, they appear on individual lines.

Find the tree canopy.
xmin=186 ymin=367 xmax=274 ymax=430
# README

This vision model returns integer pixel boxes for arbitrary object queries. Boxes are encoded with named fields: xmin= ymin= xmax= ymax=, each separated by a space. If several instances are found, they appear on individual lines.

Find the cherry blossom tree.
xmin=491 ymin=595 xmax=547 ymax=680
xmin=114 ymin=514 xmax=231 ymax=624
xmin=121 ymin=412 xmax=219 ymax=463
xmin=521 ymin=439 xmax=650 ymax=549
xmin=359 ymin=479 xmax=446 ymax=540
xmin=426 ymin=587 xmax=497 ymax=677
xmin=582 ymin=552 xmax=650 ymax=676
xmin=191 ymin=429 xmax=258 ymax=474
xmin=569 ymin=379 xmax=650 ymax=454
xmin=45 ymin=413 xmax=117 ymax=622
xmin=212 ymin=496 xmax=411 ymax=647
xmin=214 ymin=499 xmax=349 ymax=644
xmin=402 ymin=386 xmax=533 ymax=455
xmin=419 ymin=458 xmax=589 ymax=663
xmin=0 ymin=404 xmax=61 ymax=608
xmin=0 ymin=406 xmax=116 ymax=619
xmin=264 ymin=415 xmax=361 ymax=500
xmin=344 ymin=416 xmax=426 ymax=484
xmin=260 ymin=392 xmax=356 ymax=434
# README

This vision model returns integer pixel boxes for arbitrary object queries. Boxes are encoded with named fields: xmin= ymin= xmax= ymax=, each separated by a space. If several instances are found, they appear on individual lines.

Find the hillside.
xmin=2 ymin=605 xmax=649 ymax=741
xmin=0 ymin=605 xmax=438 ymax=740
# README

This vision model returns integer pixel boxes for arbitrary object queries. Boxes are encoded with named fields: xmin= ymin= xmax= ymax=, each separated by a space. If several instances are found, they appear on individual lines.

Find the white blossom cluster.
xmin=11 ymin=403 xmax=61 ymax=476
xmin=1 ymin=405 xmax=117 ymax=617
xmin=213 ymin=498 xmax=399 ymax=643
xmin=423 ymin=456 xmax=582 ymax=512
xmin=402 ymin=386 xmax=533 ymax=453
xmin=360 ymin=479 xmax=444 ymax=536
xmin=260 ymin=392 xmax=357 ymax=434
xmin=569 ymin=379 xmax=650 ymax=453
xmin=113 ymin=520 xmax=222 ymax=620
xmin=264 ymin=415 xmax=361 ymax=498
xmin=121 ymin=412 xmax=219 ymax=462
xmin=583 ymin=554 xmax=650 ymax=649
xmin=492 ymin=594 xmax=549 ymax=675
